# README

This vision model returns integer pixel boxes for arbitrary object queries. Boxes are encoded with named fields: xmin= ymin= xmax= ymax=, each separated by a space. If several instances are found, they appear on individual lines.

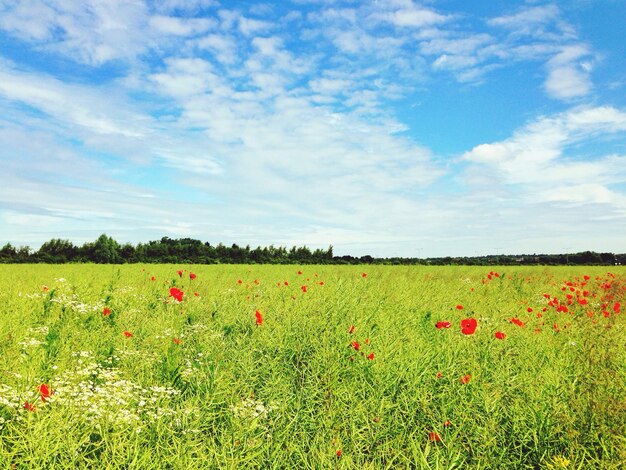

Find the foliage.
xmin=0 ymin=236 xmax=624 ymax=265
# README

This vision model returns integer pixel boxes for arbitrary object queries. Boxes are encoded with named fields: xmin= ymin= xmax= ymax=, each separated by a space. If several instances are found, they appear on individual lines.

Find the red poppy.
xmin=436 ymin=321 xmax=452 ymax=329
xmin=429 ymin=432 xmax=441 ymax=442
xmin=367 ymin=353 xmax=374 ymax=360
xmin=173 ymin=338 xmax=182 ymax=345
xmin=297 ymin=270 xmax=303 ymax=275
xmin=557 ymin=305 xmax=569 ymax=313
xmin=494 ymin=331 xmax=506 ymax=340
xmin=436 ymin=372 xmax=443 ymax=379
xmin=23 ymin=402 xmax=36 ymax=412
xmin=348 ymin=325 xmax=355 ymax=334
xmin=237 ymin=279 xmax=243 ymax=284
xmin=510 ymin=318 xmax=525 ymax=327
xmin=614 ymin=302 xmax=621 ymax=314
xmin=123 ymin=331 xmax=133 ymax=337
xmin=351 ymin=341 xmax=360 ymax=351
xmin=102 ymin=307 xmax=111 ymax=317
xmin=39 ymin=383 xmax=52 ymax=401
xmin=177 ymin=270 xmax=183 ymax=277
xmin=336 ymin=450 xmax=342 ymax=458
xmin=284 ymin=281 xmax=289 ymax=286
xmin=460 ymin=374 xmax=471 ymax=384
xmin=189 ymin=272 xmax=196 ymax=280
xmin=301 ymin=285 xmax=308 ymax=293
xmin=150 ymin=276 xmax=156 ymax=281
xmin=461 ymin=318 xmax=477 ymax=335
xmin=169 ymin=287 xmax=184 ymax=302
xmin=526 ymin=307 xmax=533 ymax=313
xmin=194 ymin=292 xmax=199 ymax=297
xmin=255 ymin=310 xmax=263 ymax=326
xmin=456 ymin=305 xmax=464 ymax=310
xmin=42 ymin=285 xmax=49 ymax=292
xmin=443 ymin=420 xmax=451 ymax=427
xmin=362 ymin=273 xmax=367 ymax=278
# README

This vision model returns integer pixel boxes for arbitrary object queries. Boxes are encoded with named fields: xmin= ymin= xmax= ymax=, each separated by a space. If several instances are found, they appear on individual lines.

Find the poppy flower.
xmin=429 ymin=432 xmax=441 ymax=442
xmin=494 ymin=331 xmax=506 ymax=340
xmin=301 ymin=285 xmax=308 ymax=293
xmin=436 ymin=372 xmax=443 ymax=379
xmin=436 ymin=321 xmax=452 ymax=329
xmin=510 ymin=318 xmax=525 ymax=327
xmin=42 ymin=285 xmax=49 ymax=292
xmin=456 ymin=305 xmax=464 ymax=310
xmin=336 ymin=450 xmax=342 ymax=458
xmin=237 ymin=279 xmax=243 ymax=284
xmin=23 ymin=402 xmax=36 ymax=412
xmin=348 ymin=325 xmax=355 ymax=334
xmin=367 ymin=353 xmax=374 ymax=360
xmin=527 ymin=307 xmax=533 ymax=313
xmin=177 ymin=270 xmax=183 ymax=277
xmin=39 ymin=383 xmax=52 ymax=401
xmin=461 ymin=318 xmax=477 ymax=335
xmin=460 ymin=374 xmax=471 ymax=384
xmin=255 ymin=310 xmax=263 ymax=326
xmin=150 ymin=276 xmax=156 ymax=281
xmin=123 ymin=331 xmax=133 ymax=338
xmin=443 ymin=420 xmax=451 ymax=427
xmin=297 ymin=271 xmax=303 ymax=275
xmin=362 ymin=273 xmax=367 ymax=278
xmin=172 ymin=338 xmax=182 ymax=345
xmin=194 ymin=292 xmax=199 ymax=297
xmin=351 ymin=341 xmax=360 ymax=351
xmin=614 ymin=302 xmax=621 ymax=314
xmin=169 ymin=287 xmax=184 ymax=302
xmin=102 ymin=307 xmax=111 ymax=317
xmin=284 ymin=281 xmax=289 ymax=286
xmin=189 ymin=272 xmax=196 ymax=280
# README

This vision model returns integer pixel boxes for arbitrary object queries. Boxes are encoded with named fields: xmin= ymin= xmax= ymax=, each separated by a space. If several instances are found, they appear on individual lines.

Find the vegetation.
xmin=1 ymin=235 xmax=624 ymax=265
xmin=0 ymin=264 xmax=624 ymax=468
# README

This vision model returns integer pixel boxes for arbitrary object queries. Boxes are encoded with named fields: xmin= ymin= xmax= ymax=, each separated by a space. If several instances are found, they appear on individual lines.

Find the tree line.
xmin=0 ymin=234 xmax=624 ymax=265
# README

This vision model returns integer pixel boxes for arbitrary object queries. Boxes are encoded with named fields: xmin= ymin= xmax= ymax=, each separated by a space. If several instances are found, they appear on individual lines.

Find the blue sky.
xmin=1 ymin=0 xmax=625 ymax=257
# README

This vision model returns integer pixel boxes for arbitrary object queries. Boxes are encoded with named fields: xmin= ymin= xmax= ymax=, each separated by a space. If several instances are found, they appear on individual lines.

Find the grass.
xmin=0 ymin=264 xmax=624 ymax=469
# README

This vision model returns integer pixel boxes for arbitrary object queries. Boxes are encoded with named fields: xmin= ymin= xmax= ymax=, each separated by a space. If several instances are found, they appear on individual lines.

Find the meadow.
xmin=0 ymin=264 xmax=624 ymax=469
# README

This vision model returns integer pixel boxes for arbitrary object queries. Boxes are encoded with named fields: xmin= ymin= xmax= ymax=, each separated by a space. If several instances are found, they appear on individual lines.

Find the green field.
xmin=0 ymin=265 xmax=624 ymax=469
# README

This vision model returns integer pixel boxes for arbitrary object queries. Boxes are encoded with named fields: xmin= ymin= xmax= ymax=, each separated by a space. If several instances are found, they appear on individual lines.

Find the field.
xmin=0 ymin=264 xmax=625 ymax=469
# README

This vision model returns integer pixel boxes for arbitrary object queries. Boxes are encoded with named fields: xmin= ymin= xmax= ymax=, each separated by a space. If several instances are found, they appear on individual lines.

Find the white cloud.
xmin=463 ymin=106 xmax=626 ymax=206
xmin=544 ymin=45 xmax=593 ymax=100
xmin=149 ymin=15 xmax=215 ymax=36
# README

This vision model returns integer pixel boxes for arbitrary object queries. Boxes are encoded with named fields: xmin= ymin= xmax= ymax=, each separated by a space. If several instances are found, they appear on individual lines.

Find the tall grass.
xmin=0 ymin=265 xmax=624 ymax=468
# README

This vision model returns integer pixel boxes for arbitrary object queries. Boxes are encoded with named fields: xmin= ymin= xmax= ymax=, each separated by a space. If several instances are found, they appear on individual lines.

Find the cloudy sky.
xmin=1 ymin=0 xmax=625 ymax=257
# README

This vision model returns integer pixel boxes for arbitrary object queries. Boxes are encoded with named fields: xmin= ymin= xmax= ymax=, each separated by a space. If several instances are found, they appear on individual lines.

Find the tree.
xmin=37 ymin=238 xmax=78 ymax=263
xmin=91 ymin=234 xmax=122 ymax=263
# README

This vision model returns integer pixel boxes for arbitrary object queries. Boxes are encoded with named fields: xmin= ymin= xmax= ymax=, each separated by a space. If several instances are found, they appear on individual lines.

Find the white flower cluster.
xmin=0 ymin=351 xmax=182 ymax=432
xmin=0 ymin=383 xmax=22 ymax=410
xmin=18 ymin=325 xmax=50 ymax=350
xmin=49 ymin=354 xmax=181 ymax=426
xmin=50 ymin=293 xmax=105 ymax=315
xmin=230 ymin=397 xmax=273 ymax=421
xmin=180 ymin=352 xmax=205 ymax=381
xmin=18 ymin=337 xmax=45 ymax=349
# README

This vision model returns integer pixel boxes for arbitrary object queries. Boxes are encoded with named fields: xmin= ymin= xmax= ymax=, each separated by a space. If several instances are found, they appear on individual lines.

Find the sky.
xmin=1 ymin=0 xmax=625 ymax=258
